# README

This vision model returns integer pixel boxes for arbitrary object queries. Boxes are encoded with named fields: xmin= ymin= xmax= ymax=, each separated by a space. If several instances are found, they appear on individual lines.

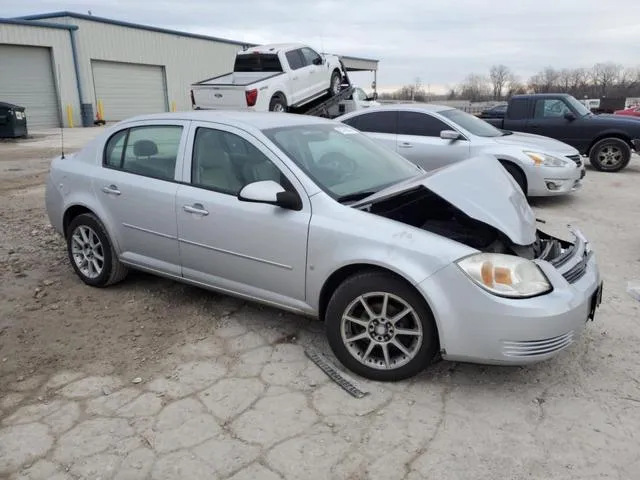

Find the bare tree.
xmin=489 ymin=64 xmax=511 ymax=100
xmin=459 ymin=73 xmax=491 ymax=101
xmin=591 ymin=62 xmax=623 ymax=96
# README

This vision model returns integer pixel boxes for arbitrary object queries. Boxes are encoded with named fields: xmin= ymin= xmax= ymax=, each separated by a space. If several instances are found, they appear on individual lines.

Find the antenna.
xmin=57 ymin=64 xmax=65 ymax=159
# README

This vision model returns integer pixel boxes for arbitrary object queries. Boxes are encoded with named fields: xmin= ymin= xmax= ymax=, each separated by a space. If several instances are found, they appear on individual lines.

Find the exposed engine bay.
xmin=361 ymin=186 xmax=574 ymax=263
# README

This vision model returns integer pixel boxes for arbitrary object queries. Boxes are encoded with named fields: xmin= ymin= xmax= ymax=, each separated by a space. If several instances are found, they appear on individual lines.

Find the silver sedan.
xmin=335 ymin=104 xmax=586 ymax=197
xmin=45 ymin=111 xmax=603 ymax=381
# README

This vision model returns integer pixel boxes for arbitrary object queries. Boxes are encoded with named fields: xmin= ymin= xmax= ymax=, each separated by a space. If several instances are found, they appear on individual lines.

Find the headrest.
xmin=133 ymin=139 xmax=158 ymax=157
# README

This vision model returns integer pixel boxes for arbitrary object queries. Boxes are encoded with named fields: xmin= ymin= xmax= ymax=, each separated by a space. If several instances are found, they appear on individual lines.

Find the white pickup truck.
xmin=190 ymin=43 xmax=346 ymax=112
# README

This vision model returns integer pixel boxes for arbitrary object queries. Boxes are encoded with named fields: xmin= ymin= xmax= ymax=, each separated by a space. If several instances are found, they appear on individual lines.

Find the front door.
xmin=176 ymin=121 xmax=311 ymax=304
xmin=527 ymin=98 xmax=579 ymax=146
xmin=395 ymin=111 xmax=470 ymax=170
xmin=92 ymin=121 xmax=188 ymax=275
xmin=284 ymin=49 xmax=307 ymax=105
xmin=300 ymin=47 xmax=325 ymax=95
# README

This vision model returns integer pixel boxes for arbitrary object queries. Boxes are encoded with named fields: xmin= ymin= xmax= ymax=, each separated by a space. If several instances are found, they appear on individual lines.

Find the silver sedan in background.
xmin=335 ymin=103 xmax=586 ymax=197
xmin=45 ymin=111 xmax=602 ymax=381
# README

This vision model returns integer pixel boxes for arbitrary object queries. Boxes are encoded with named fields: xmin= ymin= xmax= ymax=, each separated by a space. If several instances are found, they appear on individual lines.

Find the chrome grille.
xmin=502 ymin=331 xmax=574 ymax=357
xmin=566 ymin=154 xmax=582 ymax=167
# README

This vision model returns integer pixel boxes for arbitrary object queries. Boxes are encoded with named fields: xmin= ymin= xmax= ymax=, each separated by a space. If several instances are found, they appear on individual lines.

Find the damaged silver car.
xmin=45 ymin=111 xmax=603 ymax=381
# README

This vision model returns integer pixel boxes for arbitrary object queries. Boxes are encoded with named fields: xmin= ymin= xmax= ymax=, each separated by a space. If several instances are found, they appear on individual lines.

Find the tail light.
xmin=245 ymin=88 xmax=258 ymax=107
xmin=190 ymin=89 xmax=195 ymax=107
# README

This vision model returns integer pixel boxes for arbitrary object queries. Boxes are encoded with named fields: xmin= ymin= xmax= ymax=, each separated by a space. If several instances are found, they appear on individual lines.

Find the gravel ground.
xmin=1 ymin=128 xmax=639 ymax=479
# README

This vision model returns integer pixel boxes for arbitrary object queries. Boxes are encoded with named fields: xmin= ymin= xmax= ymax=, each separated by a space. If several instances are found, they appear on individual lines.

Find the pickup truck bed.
xmin=485 ymin=93 xmax=640 ymax=172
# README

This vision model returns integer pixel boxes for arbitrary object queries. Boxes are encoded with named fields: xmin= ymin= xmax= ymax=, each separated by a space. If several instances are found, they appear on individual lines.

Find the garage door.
xmin=0 ymin=44 xmax=60 ymax=128
xmin=91 ymin=60 xmax=168 ymax=121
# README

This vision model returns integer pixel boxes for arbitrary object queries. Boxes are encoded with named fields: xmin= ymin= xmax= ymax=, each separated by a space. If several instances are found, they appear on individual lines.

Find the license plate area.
xmin=588 ymin=281 xmax=603 ymax=321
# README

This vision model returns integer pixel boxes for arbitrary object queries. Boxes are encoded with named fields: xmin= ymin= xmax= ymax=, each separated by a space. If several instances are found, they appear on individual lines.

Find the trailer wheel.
xmin=269 ymin=95 xmax=287 ymax=113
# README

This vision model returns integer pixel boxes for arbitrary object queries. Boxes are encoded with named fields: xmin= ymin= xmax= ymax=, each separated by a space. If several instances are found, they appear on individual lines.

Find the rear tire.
xmin=589 ymin=137 xmax=631 ymax=172
xmin=66 ymin=213 xmax=128 ymax=287
xmin=269 ymin=95 xmax=287 ymax=113
xmin=325 ymin=271 xmax=439 ymax=381
xmin=500 ymin=161 xmax=527 ymax=195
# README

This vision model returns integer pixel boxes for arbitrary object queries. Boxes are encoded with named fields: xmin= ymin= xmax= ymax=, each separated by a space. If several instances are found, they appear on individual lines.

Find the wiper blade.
xmin=337 ymin=190 xmax=378 ymax=204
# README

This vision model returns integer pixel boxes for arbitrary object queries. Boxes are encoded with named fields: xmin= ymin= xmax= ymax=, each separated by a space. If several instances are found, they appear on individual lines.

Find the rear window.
xmin=234 ymin=53 xmax=283 ymax=72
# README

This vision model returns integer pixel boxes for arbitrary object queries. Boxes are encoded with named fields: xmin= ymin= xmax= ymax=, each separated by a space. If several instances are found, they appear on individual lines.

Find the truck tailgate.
xmin=192 ymin=85 xmax=248 ymax=109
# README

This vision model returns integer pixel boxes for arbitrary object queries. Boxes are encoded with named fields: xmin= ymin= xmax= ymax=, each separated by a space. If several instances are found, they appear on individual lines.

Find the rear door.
xmin=340 ymin=110 xmax=398 ymax=151
xmin=92 ymin=120 xmax=188 ymax=275
xmin=396 ymin=111 xmax=470 ymax=170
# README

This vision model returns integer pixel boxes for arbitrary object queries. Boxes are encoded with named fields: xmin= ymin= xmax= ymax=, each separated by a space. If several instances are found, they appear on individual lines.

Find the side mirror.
xmin=564 ymin=111 xmax=576 ymax=121
xmin=440 ymin=130 xmax=462 ymax=141
xmin=238 ymin=180 xmax=302 ymax=211
xmin=313 ymin=57 xmax=323 ymax=66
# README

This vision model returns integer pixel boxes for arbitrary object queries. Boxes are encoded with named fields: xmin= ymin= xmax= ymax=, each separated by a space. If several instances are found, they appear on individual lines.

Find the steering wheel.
xmin=317 ymin=152 xmax=358 ymax=178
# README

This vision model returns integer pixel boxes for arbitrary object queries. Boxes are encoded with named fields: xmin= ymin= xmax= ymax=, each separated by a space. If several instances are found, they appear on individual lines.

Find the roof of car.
xmin=118 ymin=110 xmax=334 ymax=130
xmin=336 ymin=102 xmax=454 ymax=119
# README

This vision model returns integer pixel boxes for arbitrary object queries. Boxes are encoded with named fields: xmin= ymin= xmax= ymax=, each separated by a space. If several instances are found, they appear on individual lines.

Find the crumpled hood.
xmin=493 ymin=131 xmax=579 ymax=155
xmin=351 ymin=155 xmax=537 ymax=246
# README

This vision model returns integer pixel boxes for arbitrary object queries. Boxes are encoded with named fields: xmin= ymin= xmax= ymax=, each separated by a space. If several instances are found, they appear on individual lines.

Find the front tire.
xmin=325 ymin=271 xmax=439 ymax=381
xmin=589 ymin=138 xmax=631 ymax=172
xmin=66 ymin=213 xmax=128 ymax=287
xmin=329 ymin=70 xmax=342 ymax=97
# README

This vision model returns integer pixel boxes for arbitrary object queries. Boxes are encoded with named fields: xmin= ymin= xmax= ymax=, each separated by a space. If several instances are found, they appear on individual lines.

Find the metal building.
xmin=0 ymin=12 xmax=379 ymax=128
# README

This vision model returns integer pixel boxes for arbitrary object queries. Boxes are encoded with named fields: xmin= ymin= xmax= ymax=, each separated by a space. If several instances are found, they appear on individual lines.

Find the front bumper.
xmin=525 ymin=162 xmax=585 ymax=197
xmin=418 ymin=228 xmax=602 ymax=366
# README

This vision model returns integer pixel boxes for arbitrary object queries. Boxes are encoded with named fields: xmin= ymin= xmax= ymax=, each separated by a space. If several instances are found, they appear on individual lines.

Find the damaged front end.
xmin=360 ymin=185 xmax=591 ymax=286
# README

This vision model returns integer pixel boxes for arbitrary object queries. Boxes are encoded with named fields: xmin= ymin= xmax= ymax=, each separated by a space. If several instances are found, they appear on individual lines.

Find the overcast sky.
xmin=7 ymin=0 xmax=640 ymax=93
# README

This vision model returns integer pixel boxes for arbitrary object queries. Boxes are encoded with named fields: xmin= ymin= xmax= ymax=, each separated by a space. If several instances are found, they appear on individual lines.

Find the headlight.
xmin=456 ymin=253 xmax=552 ymax=298
xmin=524 ymin=151 xmax=569 ymax=167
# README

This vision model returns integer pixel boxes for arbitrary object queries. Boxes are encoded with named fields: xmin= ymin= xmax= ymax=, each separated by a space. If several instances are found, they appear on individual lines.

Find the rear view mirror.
xmin=440 ymin=130 xmax=462 ymax=141
xmin=238 ymin=180 xmax=302 ymax=210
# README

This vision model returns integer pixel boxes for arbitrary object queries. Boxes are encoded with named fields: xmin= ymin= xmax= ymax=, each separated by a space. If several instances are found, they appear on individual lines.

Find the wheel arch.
xmin=497 ymin=158 xmax=528 ymax=195
xmin=587 ymin=132 xmax=633 ymax=154
xmin=317 ymin=263 xmax=442 ymax=345
xmin=271 ymin=90 xmax=288 ymax=107
xmin=62 ymin=203 xmax=122 ymax=254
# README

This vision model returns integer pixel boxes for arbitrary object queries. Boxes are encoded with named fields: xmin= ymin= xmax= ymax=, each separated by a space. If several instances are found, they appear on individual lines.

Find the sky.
xmin=6 ymin=0 xmax=640 ymax=94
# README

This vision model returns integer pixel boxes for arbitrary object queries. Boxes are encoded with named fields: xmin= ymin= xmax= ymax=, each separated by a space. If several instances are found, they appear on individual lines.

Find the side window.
xmin=397 ymin=111 xmax=452 ymax=137
xmin=507 ymin=98 xmax=529 ymax=120
xmin=534 ymin=99 xmax=571 ymax=119
xmin=341 ymin=116 xmax=360 ymax=129
xmin=191 ymin=127 xmax=285 ymax=195
xmin=285 ymin=49 xmax=305 ymax=70
xmin=104 ymin=129 xmax=127 ymax=168
xmin=104 ymin=125 xmax=182 ymax=181
xmin=353 ymin=111 xmax=397 ymax=134
xmin=300 ymin=47 xmax=321 ymax=66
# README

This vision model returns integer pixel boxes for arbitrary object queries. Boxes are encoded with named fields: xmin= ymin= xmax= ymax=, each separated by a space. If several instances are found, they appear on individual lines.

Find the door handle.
xmin=398 ymin=142 xmax=413 ymax=148
xmin=183 ymin=203 xmax=209 ymax=216
xmin=292 ymin=76 xmax=299 ymax=80
xmin=530 ymin=123 xmax=540 ymax=128
xmin=101 ymin=185 xmax=121 ymax=196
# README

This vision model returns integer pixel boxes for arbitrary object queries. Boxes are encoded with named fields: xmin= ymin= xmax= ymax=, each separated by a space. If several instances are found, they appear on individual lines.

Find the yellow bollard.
xmin=66 ymin=104 xmax=74 ymax=128
xmin=97 ymin=99 xmax=104 ymax=121
xmin=171 ymin=101 xmax=176 ymax=112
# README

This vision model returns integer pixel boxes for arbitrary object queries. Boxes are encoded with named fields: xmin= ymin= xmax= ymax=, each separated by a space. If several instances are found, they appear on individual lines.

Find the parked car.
xmin=190 ymin=43 xmax=345 ymax=113
xmin=614 ymin=105 xmax=640 ymax=118
xmin=477 ymin=103 xmax=508 ymax=119
xmin=336 ymin=103 xmax=585 ymax=197
xmin=483 ymin=93 xmax=640 ymax=172
xmin=45 ymin=111 xmax=602 ymax=381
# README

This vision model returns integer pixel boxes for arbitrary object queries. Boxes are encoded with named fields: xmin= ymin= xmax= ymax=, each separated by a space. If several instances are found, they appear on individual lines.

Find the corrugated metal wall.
xmin=42 ymin=17 xmax=244 ymax=115
xmin=0 ymin=23 xmax=80 ymax=127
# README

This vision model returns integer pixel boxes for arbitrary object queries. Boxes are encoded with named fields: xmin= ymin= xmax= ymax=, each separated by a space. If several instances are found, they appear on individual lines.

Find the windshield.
xmin=261 ymin=123 xmax=421 ymax=200
xmin=564 ymin=95 xmax=592 ymax=117
xmin=439 ymin=108 xmax=503 ymax=137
